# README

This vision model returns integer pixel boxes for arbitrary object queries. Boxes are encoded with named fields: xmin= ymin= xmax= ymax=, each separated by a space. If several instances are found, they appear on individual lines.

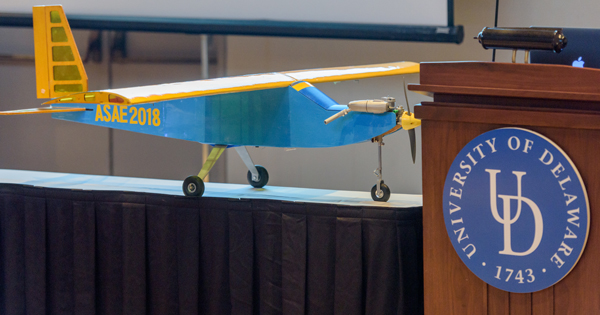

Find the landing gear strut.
xmin=182 ymin=145 xmax=226 ymax=197
xmin=235 ymin=147 xmax=269 ymax=188
xmin=182 ymin=145 xmax=269 ymax=197
xmin=371 ymin=136 xmax=391 ymax=202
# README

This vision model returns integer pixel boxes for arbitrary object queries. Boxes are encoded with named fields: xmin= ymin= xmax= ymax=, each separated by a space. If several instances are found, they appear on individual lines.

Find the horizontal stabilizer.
xmin=0 ymin=106 xmax=88 ymax=115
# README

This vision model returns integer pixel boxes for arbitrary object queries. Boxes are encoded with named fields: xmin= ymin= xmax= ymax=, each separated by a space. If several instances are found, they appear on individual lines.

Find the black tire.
xmin=183 ymin=175 xmax=205 ymax=197
xmin=371 ymin=182 xmax=391 ymax=202
xmin=247 ymin=165 xmax=269 ymax=188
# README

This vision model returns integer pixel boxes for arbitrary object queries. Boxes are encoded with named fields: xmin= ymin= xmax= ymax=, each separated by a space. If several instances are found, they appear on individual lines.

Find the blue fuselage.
xmin=52 ymin=86 xmax=397 ymax=148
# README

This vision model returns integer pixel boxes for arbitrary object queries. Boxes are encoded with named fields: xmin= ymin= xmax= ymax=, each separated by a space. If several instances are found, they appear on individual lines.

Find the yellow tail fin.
xmin=33 ymin=5 xmax=88 ymax=99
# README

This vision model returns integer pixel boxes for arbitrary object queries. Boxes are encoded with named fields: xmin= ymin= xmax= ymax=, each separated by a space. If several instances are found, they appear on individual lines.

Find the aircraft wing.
xmin=282 ymin=61 xmax=419 ymax=83
xmin=2 ymin=5 xmax=418 ymax=114
xmin=40 ymin=61 xmax=418 ymax=106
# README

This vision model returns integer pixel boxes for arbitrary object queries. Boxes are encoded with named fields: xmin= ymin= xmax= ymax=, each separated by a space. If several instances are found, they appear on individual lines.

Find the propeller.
xmin=403 ymin=81 xmax=417 ymax=164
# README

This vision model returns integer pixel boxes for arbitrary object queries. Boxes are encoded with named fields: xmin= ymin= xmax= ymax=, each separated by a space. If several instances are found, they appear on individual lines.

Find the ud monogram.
xmin=487 ymin=169 xmax=543 ymax=257
xmin=443 ymin=128 xmax=589 ymax=293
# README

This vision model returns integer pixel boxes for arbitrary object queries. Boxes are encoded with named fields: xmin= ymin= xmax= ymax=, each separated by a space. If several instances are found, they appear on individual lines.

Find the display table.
xmin=0 ymin=169 xmax=423 ymax=314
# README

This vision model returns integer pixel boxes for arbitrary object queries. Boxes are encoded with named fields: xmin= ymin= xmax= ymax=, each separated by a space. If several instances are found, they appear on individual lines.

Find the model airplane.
xmin=0 ymin=5 xmax=421 ymax=201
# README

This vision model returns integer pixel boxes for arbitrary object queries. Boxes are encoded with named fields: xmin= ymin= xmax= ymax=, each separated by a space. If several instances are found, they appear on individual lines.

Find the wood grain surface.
xmin=415 ymin=62 xmax=600 ymax=315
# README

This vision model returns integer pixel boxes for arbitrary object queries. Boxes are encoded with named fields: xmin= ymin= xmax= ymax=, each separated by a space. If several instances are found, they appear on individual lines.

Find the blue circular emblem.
xmin=443 ymin=128 xmax=589 ymax=293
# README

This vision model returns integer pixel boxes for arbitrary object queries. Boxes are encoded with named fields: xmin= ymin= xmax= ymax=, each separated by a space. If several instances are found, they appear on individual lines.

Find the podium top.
xmin=409 ymin=62 xmax=600 ymax=103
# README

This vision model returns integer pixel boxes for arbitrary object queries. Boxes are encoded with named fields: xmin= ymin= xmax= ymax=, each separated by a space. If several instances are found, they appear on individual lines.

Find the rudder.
xmin=33 ymin=5 xmax=88 ymax=99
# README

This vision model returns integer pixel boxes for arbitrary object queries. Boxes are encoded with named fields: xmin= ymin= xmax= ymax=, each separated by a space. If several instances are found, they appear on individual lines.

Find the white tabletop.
xmin=0 ymin=169 xmax=422 ymax=208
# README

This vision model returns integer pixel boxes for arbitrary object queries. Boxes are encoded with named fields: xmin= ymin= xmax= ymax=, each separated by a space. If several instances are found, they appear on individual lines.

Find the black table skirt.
xmin=0 ymin=184 xmax=423 ymax=314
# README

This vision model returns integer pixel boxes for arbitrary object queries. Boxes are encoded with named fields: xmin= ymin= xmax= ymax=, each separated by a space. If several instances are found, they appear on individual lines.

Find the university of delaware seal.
xmin=443 ymin=128 xmax=590 ymax=293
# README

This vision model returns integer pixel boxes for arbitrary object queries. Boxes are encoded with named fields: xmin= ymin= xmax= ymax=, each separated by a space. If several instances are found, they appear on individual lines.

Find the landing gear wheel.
xmin=183 ymin=175 xmax=205 ymax=197
xmin=247 ymin=165 xmax=269 ymax=188
xmin=371 ymin=181 xmax=391 ymax=202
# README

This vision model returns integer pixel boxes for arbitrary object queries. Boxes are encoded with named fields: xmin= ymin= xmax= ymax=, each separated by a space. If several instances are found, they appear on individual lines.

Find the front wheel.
xmin=183 ymin=175 xmax=205 ymax=197
xmin=371 ymin=182 xmax=391 ymax=202
xmin=247 ymin=165 xmax=269 ymax=188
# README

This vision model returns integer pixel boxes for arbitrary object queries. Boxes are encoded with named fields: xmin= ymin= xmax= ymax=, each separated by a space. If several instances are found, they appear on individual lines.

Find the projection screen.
xmin=0 ymin=0 xmax=462 ymax=42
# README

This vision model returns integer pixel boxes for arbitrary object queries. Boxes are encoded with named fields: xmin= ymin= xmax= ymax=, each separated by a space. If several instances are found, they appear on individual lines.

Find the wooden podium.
xmin=410 ymin=62 xmax=600 ymax=314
